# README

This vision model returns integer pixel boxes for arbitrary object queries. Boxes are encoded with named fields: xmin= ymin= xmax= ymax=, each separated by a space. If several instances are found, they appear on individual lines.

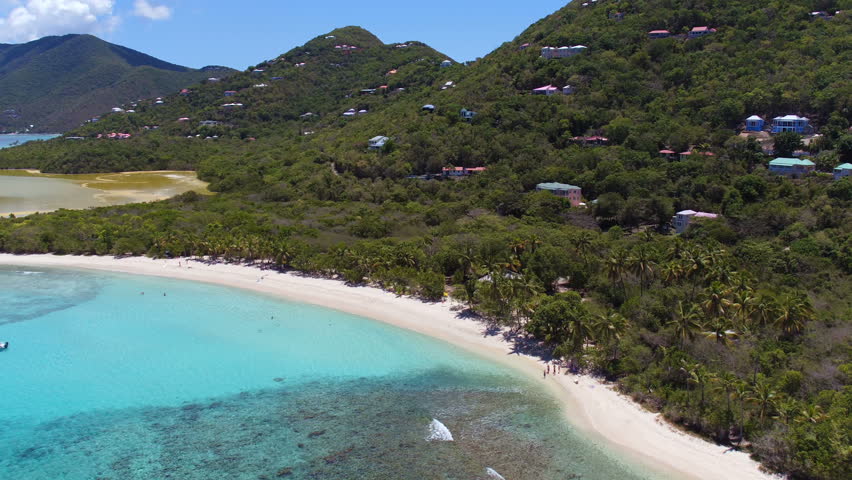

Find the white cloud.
xmin=133 ymin=0 xmax=170 ymax=20
xmin=0 ymin=0 xmax=117 ymax=43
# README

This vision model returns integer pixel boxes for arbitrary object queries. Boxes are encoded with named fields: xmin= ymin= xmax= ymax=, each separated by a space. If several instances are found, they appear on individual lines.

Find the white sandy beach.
xmin=0 ymin=254 xmax=777 ymax=480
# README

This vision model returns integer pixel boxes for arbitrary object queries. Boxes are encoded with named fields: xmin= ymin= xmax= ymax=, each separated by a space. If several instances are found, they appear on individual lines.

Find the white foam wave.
xmin=485 ymin=467 xmax=506 ymax=480
xmin=15 ymin=271 xmax=44 ymax=275
xmin=426 ymin=418 xmax=453 ymax=442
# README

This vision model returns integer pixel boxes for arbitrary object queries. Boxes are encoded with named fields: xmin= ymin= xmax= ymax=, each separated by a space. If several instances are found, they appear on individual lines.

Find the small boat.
xmin=0 ymin=342 xmax=8 ymax=350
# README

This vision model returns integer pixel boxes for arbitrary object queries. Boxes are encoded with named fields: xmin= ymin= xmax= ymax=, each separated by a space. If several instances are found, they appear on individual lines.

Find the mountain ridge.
xmin=0 ymin=34 xmax=235 ymax=132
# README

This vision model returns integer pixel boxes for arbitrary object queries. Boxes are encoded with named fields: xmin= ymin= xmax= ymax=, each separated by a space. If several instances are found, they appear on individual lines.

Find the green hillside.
xmin=0 ymin=34 xmax=234 ymax=132
xmin=0 ymin=5 xmax=850 ymax=479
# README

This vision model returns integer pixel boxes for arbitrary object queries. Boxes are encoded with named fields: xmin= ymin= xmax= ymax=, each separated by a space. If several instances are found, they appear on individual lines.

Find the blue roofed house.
xmin=745 ymin=115 xmax=765 ymax=132
xmin=460 ymin=108 xmax=477 ymax=121
xmin=535 ymin=182 xmax=583 ymax=207
xmin=771 ymin=115 xmax=810 ymax=134
xmin=834 ymin=163 xmax=852 ymax=181
xmin=768 ymin=157 xmax=815 ymax=177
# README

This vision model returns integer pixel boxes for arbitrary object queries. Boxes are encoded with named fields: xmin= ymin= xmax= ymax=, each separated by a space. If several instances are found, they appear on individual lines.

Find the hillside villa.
xmin=422 ymin=104 xmax=435 ymax=112
xmin=648 ymin=30 xmax=671 ymax=39
xmin=659 ymin=149 xmax=677 ymax=160
xmin=745 ymin=115 xmax=765 ymax=131
xmin=536 ymin=182 xmax=583 ymax=207
xmin=834 ymin=163 xmax=852 ymax=181
xmin=689 ymin=26 xmax=717 ymax=38
xmin=460 ymin=108 xmax=477 ymax=121
xmin=441 ymin=60 xmax=453 ymax=67
xmin=572 ymin=136 xmax=608 ymax=146
xmin=540 ymin=45 xmax=587 ymax=58
xmin=672 ymin=210 xmax=719 ymax=234
xmin=368 ymin=136 xmax=389 ymax=150
xmin=679 ymin=150 xmax=715 ymax=161
xmin=772 ymin=115 xmax=810 ymax=134
xmin=224 ymin=91 xmax=237 ymax=97
xmin=442 ymin=166 xmax=487 ymax=177
xmin=533 ymin=85 xmax=559 ymax=95
xmin=768 ymin=157 xmax=815 ymax=177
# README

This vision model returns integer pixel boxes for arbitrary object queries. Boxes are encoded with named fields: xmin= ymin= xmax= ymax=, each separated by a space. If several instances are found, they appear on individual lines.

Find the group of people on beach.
xmin=543 ymin=361 xmax=562 ymax=378
xmin=543 ymin=359 xmax=582 ymax=379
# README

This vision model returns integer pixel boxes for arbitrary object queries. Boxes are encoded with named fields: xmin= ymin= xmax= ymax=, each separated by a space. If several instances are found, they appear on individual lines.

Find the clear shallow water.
xmin=0 ymin=267 xmax=658 ymax=479
xmin=0 ymin=134 xmax=60 ymax=149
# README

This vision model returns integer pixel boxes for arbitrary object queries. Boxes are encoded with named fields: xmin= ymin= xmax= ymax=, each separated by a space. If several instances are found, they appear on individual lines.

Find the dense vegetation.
xmin=0 ymin=3 xmax=850 ymax=479
xmin=0 ymin=34 xmax=234 ymax=132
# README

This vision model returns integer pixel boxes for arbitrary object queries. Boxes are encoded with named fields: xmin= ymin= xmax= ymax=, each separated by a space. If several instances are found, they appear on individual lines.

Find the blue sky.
xmin=0 ymin=1 xmax=570 ymax=69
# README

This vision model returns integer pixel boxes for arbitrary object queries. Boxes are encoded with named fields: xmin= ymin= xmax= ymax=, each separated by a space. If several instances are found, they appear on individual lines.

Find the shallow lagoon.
xmin=0 ymin=170 xmax=209 ymax=216
xmin=0 ymin=267 xmax=659 ymax=479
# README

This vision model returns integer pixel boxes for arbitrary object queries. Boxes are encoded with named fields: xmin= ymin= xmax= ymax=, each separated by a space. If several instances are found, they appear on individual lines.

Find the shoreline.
xmin=0 ymin=254 xmax=777 ymax=480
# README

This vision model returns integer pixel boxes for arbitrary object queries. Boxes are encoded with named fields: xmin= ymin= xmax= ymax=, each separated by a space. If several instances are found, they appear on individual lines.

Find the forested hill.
xmin=0 ymin=34 xmax=234 ymax=132
xmin=0 ymin=6 xmax=850 ymax=480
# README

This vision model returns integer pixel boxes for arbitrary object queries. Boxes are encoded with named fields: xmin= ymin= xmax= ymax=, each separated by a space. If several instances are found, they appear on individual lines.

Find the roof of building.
xmin=773 ymin=115 xmax=808 ymax=121
xmin=537 ymin=182 xmax=580 ymax=191
xmin=691 ymin=26 xmax=715 ymax=32
xmin=834 ymin=163 xmax=852 ymax=170
xmin=677 ymin=210 xmax=718 ymax=218
xmin=648 ymin=29 xmax=670 ymax=34
xmin=533 ymin=84 xmax=558 ymax=91
xmin=746 ymin=115 xmax=764 ymax=121
xmin=369 ymin=136 xmax=389 ymax=142
xmin=659 ymin=149 xmax=676 ymax=154
xmin=770 ymin=157 xmax=815 ymax=167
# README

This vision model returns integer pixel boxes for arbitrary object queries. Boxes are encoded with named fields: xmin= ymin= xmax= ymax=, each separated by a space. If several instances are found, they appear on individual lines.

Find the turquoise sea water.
xmin=0 ymin=134 xmax=60 ymax=149
xmin=0 ymin=266 xmax=659 ymax=479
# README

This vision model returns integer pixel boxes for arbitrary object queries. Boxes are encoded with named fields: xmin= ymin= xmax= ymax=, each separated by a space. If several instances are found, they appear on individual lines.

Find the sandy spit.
xmin=0 ymin=254 xmax=778 ymax=480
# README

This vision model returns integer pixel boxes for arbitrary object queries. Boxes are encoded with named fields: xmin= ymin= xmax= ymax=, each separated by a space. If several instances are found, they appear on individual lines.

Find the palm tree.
xmin=747 ymin=379 xmax=777 ymax=424
xmin=748 ymin=294 xmax=776 ymax=330
xmin=507 ymin=274 xmax=543 ymax=330
xmin=730 ymin=288 xmax=755 ymax=331
xmin=702 ymin=317 xmax=738 ymax=346
xmin=563 ymin=313 xmax=595 ymax=356
xmin=628 ymin=246 xmax=656 ymax=294
xmin=593 ymin=311 xmax=629 ymax=361
xmin=774 ymin=292 xmax=814 ymax=336
xmin=604 ymin=248 xmax=629 ymax=294
xmin=772 ymin=397 xmax=800 ymax=426
xmin=682 ymin=247 xmax=710 ymax=298
xmin=712 ymin=371 xmax=740 ymax=419
xmin=668 ymin=301 xmax=702 ymax=348
xmin=732 ymin=380 xmax=751 ymax=445
xmin=682 ymin=360 xmax=711 ymax=411
xmin=659 ymin=261 xmax=683 ymax=286
xmin=701 ymin=281 xmax=732 ymax=319
xmin=571 ymin=231 xmax=596 ymax=269
xmin=796 ymin=404 xmax=826 ymax=424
